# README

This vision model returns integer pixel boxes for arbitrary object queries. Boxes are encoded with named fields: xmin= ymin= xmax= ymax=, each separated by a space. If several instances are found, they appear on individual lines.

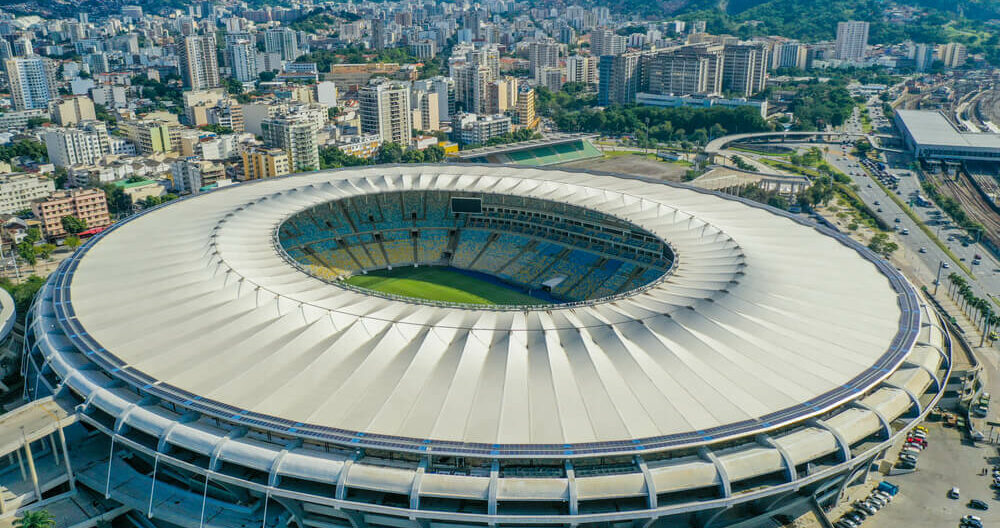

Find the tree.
xmin=61 ymin=215 xmax=87 ymax=235
xmin=64 ymin=235 xmax=81 ymax=250
xmin=14 ymin=510 xmax=55 ymax=528
xmin=35 ymin=243 xmax=56 ymax=261
xmin=376 ymin=142 xmax=404 ymax=164
xmin=16 ymin=241 xmax=35 ymax=266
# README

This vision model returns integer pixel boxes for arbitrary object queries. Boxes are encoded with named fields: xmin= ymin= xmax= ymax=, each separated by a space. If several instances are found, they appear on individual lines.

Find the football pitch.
xmin=344 ymin=266 xmax=545 ymax=306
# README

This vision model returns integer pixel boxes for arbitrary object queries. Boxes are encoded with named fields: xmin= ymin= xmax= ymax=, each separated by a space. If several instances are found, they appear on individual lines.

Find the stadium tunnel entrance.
xmin=276 ymin=190 xmax=676 ymax=308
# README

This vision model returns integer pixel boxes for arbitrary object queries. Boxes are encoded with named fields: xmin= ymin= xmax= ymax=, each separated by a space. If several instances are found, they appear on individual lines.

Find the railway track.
xmin=933 ymin=170 xmax=1000 ymax=249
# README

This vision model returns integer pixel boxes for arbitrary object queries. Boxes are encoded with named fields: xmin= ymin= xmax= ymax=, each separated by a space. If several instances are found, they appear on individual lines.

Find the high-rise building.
xmin=528 ymin=39 xmax=560 ymax=80
xmin=13 ymin=37 xmax=32 ymax=57
xmin=43 ymin=121 xmax=110 ymax=167
xmin=835 ymin=21 xmax=869 ymax=61
xmin=413 ymin=77 xmax=453 ymax=121
xmin=0 ymin=173 xmax=55 ymax=214
xmin=170 ymin=157 xmax=226 ymax=193
xmin=644 ymin=45 xmax=723 ymax=96
xmin=359 ymin=80 xmax=412 ymax=145
xmin=5 ymin=56 xmax=58 ymax=111
xmin=371 ymin=18 xmax=386 ymax=51
xmin=179 ymin=35 xmax=221 ymax=89
xmin=410 ymin=39 xmax=436 ymax=59
xmin=516 ymin=86 xmax=537 ymax=128
xmin=316 ymin=81 xmax=339 ymax=108
xmin=453 ymin=113 xmax=511 ymax=145
xmin=913 ymin=43 xmax=935 ymax=73
xmin=454 ymin=65 xmax=491 ymax=114
xmin=590 ymin=28 xmax=626 ymax=57
xmin=410 ymin=90 xmax=440 ymax=132
xmin=122 ymin=119 xmax=181 ymax=154
xmin=540 ymin=67 xmax=564 ymax=92
xmin=228 ymin=38 xmax=257 ymax=83
xmin=721 ymin=43 xmax=768 ymax=97
xmin=468 ymin=46 xmax=500 ymax=79
xmin=264 ymin=28 xmax=299 ymax=62
xmin=242 ymin=146 xmax=291 ymax=180
xmin=261 ymin=113 xmax=321 ymax=172
xmin=770 ymin=41 xmax=809 ymax=70
xmin=938 ymin=42 xmax=967 ymax=68
xmin=485 ymin=77 xmax=518 ymax=115
xmin=598 ymin=52 xmax=642 ymax=106
xmin=50 ymin=96 xmax=97 ymax=126
xmin=566 ymin=55 xmax=598 ymax=85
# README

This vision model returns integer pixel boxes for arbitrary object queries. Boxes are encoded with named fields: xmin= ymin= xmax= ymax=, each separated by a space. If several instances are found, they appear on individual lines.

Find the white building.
xmin=264 ymin=28 xmax=299 ymax=62
xmin=835 ymin=21 xmax=869 ymax=61
xmin=359 ymin=80 xmax=412 ymax=145
xmin=317 ymin=81 xmax=339 ymax=108
xmin=5 ymin=56 xmax=57 ymax=111
xmin=229 ymin=39 xmax=257 ymax=83
xmin=454 ymin=113 xmax=511 ymax=145
xmin=0 ymin=173 xmax=55 ymax=213
xmin=43 ymin=121 xmax=111 ymax=168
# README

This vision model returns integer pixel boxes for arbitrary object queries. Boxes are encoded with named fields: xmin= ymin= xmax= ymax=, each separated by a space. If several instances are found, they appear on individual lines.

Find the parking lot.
xmin=829 ymin=420 xmax=1000 ymax=528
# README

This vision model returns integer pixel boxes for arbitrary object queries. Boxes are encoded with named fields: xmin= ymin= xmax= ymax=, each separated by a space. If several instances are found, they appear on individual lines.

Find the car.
xmin=963 ymin=519 xmax=983 ymax=528
xmin=867 ymin=495 xmax=886 ymax=507
xmin=942 ymin=263 xmax=951 ymax=269
xmin=873 ymin=490 xmax=893 ymax=502
xmin=874 ymin=200 xmax=881 ymax=205
xmin=969 ymin=499 xmax=989 ymax=510
xmin=899 ymin=453 xmax=918 ymax=462
xmin=907 ymin=437 xmax=927 ymax=447
xmin=962 ymin=515 xmax=982 ymax=524
xmin=973 ymin=259 xmax=981 ymax=265
xmin=851 ymin=508 xmax=868 ymax=520
xmin=975 ymin=254 xmax=982 ymax=260
xmin=950 ymin=487 xmax=961 ymax=499
xmin=919 ymin=247 xmax=927 ymax=253
xmin=904 ymin=442 xmax=924 ymax=450
xmin=894 ymin=217 xmax=901 ymax=223
xmin=901 ymin=229 xmax=909 ymax=235
xmin=877 ymin=207 xmax=883 ymax=212
xmin=854 ymin=501 xmax=876 ymax=515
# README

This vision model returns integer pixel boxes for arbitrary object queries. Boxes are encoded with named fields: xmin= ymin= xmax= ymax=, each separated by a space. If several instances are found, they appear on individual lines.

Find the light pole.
xmin=933 ymin=260 xmax=945 ymax=296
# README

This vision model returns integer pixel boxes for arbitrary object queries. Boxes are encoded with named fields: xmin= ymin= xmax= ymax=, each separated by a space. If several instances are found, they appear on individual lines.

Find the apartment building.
xmin=242 ymin=146 xmax=291 ymax=180
xmin=359 ymin=80 xmax=413 ymax=145
xmin=43 ymin=121 xmax=111 ymax=168
xmin=50 ymin=96 xmax=97 ymax=126
xmin=32 ymin=188 xmax=110 ymax=238
xmin=0 ymin=173 xmax=55 ymax=214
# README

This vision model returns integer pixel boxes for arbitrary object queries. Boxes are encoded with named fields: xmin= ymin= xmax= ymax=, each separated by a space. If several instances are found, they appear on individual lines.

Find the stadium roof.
xmin=64 ymin=165 xmax=916 ymax=456
xmin=448 ymin=133 xmax=598 ymax=159
xmin=895 ymin=109 xmax=1000 ymax=149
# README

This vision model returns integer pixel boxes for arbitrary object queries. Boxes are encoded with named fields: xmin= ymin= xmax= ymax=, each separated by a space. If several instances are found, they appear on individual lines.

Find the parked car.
xmin=969 ymin=499 xmax=989 ymax=510
xmin=950 ymin=487 xmax=961 ymax=499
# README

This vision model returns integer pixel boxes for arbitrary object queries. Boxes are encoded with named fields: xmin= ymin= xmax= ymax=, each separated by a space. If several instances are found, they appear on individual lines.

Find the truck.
xmin=877 ymin=481 xmax=899 ymax=496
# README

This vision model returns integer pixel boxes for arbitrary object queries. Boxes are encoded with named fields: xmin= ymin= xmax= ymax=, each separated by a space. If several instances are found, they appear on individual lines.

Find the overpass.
xmin=705 ymin=131 xmax=897 ymax=161
xmin=692 ymin=165 xmax=811 ymax=194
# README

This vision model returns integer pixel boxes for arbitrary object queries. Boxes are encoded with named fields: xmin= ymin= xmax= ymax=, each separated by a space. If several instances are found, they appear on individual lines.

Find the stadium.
xmin=16 ymin=164 xmax=949 ymax=528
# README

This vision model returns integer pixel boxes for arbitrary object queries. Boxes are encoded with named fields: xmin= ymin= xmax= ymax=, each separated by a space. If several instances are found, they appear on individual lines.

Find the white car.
xmin=950 ymin=487 xmax=961 ymax=499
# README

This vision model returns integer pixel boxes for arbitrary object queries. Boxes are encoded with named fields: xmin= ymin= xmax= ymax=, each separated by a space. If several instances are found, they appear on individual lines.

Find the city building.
xmin=179 ymin=34 xmax=221 ymax=90
xmin=335 ymin=134 xmax=382 ymax=159
xmin=0 ymin=173 xmax=55 ymax=214
xmin=170 ymin=157 xmax=227 ymax=193
xmin=411 ymin=90 xmax=440 ymax=132
xmin=645 ymin=45 xmax=723 ymax=97
xmin=913 ymin=43 xmax=935 ymax=73
xmin=516 ymin=86 xmax=537 ymax=128
xmin=242 ymin=146 xmax=291 ymax=180
xmin=413 ymin=77 xmax=453 ymax=121
xmin=49 ymin=96 xmax=97 ymax=126
xmin=43 ymin=121 xmax=111 ymax=168
xmin=264 ymin=28 xmax=300 ymax=62
xmin=938 ymin=42 xmax=967 ymax=68
xmin=31 ymin=188 xmax=110 ymax=238
xmin=453 ymin=113 xmax=511 ymax=145
xmin=528 ymin=38 xmax=561 ymax=80
xmin=454 ymin=64 xmax=491 ymax=114
xmin=122 ymin=119 xmax=181 ymax=154
xmin=316 ymin=81 xmax=339 ymax=108
xmin=636 ymin=93 xmax=768 ymax=117
xmin=410 ymin=39 xmax=437 ymax=59
xmin=590 ymin=27 xmax=626 ymax=57
xmin=359 ymin=79 xmax=413 ymax=145
xmin=895 ymin=109 xmax=1000 ymax=162
xmin=721 ymin=43 xmax=769 ymax=97
xmin=770 ymin=41 xmax=809 ymax=70
xmin=566 ymin=55 xmax=598 ymax=85
xmin=598 ymin=51 xmax=642 ymax=106
xmin=228 ymin=38 xmax=257 ymax=83
xmin=262 ymin=114 xmax=321 ymax=172
xmin=835 ymin=21 xmax=869 ymax=61
xmin=540 ymin=67 xmax=564 ymax=92
xmin=5 ymin=56 xmax=58 ymax=111
xmin=485 ymin=77 xmax=517 ymax=115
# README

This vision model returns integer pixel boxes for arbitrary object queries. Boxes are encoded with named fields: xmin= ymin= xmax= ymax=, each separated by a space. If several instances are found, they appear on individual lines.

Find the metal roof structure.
xmin=60 ymin=164 xmax=918 ymax=458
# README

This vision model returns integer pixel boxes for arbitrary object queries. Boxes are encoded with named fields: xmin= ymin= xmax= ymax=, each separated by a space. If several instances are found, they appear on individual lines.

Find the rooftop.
xmin=896 ymin=109 xmax=1000 ymax=149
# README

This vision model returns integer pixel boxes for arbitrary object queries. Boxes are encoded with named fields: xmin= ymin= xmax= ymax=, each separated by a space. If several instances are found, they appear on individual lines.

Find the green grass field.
xmin=344 ymin=266 xmax=545 ymax=305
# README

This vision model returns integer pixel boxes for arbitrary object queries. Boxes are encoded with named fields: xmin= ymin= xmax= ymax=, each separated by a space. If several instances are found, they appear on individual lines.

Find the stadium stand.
xmin=278 ymin=190 xmax=673 ymax=302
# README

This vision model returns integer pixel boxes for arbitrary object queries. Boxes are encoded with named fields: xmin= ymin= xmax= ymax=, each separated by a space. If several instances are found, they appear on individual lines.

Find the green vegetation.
xmin=461 ymin=129 xmax=541 ymax=148
xmin=296 ymin=46 xmax=417 ymax=72
xmin=553 ymin=105 xmax=770 ymax=144
xmin=867 ymin=232 xmax=899 ymax=257
xmin=13 ymin=509 xmax=55 ymax=528
xmin=60 ymin=215 xmax=87 ymax=234
xmin=737 ymin=185 xmax=790 ymax=210
xmin=132 ymin=74 xmax=183 ymax=112
xmin=0 ymin=275 xmax=45 ymax=323
xmin=0 ymin=139 xmax=48 ymax=164
xmin=345 ymin=267 xmax=545 ymax=305
xmin=534 ymin=83 xmax=597 ymax=115
xmin=730 ymin=155 xmax=756 ymax=171
xmin=788 ymin=82 xmax=855 ymax=130
xmin=947 ymin=274 xmax=999 ymax=338
xmin=288 ymin=10 xmax=341 ymax=32
xmin=199 ymin=124 xmax=235 ymax=135
xmin=921 ymin=181 xmax=985 ymax=234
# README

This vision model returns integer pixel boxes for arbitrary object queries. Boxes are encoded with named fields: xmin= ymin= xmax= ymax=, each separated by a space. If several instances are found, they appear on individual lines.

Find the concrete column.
xmin=49 ymin=434 xmax=59 ymax=467
xmin=57 ymin=426 xmax=75 ymax=492
xmin=15 ymin=446 xmax=26 ymax=480
xmin=22 ymin=434 xmax=42 ymax=501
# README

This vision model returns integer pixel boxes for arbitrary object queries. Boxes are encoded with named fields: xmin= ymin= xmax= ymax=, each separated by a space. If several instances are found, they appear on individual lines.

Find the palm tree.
xmin=14 ymin=510 xmax=55 ymax=528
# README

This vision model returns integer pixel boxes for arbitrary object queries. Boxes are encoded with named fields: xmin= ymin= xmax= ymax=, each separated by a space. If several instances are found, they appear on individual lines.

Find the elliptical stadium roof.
xmin=63 ymin=164 xmax=917 ymax=457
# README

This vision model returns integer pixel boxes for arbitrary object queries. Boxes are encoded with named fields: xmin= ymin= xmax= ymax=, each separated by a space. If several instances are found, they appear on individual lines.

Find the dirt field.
xmin=557 ymin=153 xmax=693 ymax=182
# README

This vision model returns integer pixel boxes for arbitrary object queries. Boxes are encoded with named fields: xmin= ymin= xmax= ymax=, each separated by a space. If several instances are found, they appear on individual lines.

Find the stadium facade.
xmin=15 ymin=165 xmax=949 ymax=528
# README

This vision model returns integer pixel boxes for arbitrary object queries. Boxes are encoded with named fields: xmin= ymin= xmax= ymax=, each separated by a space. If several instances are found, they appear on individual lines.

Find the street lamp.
xmin=933 ymin=260 xmax=945 ymax=296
